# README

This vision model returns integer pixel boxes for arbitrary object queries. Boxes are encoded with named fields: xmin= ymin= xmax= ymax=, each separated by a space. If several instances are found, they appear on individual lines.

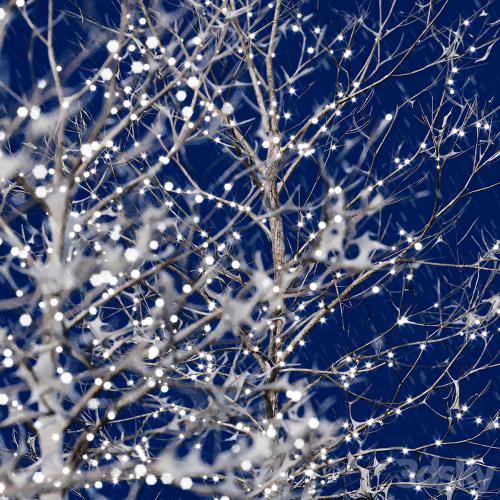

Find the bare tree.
xmin=0 ymin=0 xmax=498 ymax=498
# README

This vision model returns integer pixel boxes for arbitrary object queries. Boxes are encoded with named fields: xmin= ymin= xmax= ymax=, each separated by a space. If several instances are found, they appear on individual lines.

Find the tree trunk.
xmin=266 ymin=178 xmax=285 ymax=419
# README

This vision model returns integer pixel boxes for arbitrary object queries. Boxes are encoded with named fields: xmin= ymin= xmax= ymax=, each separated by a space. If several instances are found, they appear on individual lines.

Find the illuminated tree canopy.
xmin=0 ymin=0 xmax=498 ymax=498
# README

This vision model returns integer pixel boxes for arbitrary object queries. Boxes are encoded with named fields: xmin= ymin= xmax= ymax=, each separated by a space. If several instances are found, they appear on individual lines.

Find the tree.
xmin=0 ymin=0 xmax=498 ymax=498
